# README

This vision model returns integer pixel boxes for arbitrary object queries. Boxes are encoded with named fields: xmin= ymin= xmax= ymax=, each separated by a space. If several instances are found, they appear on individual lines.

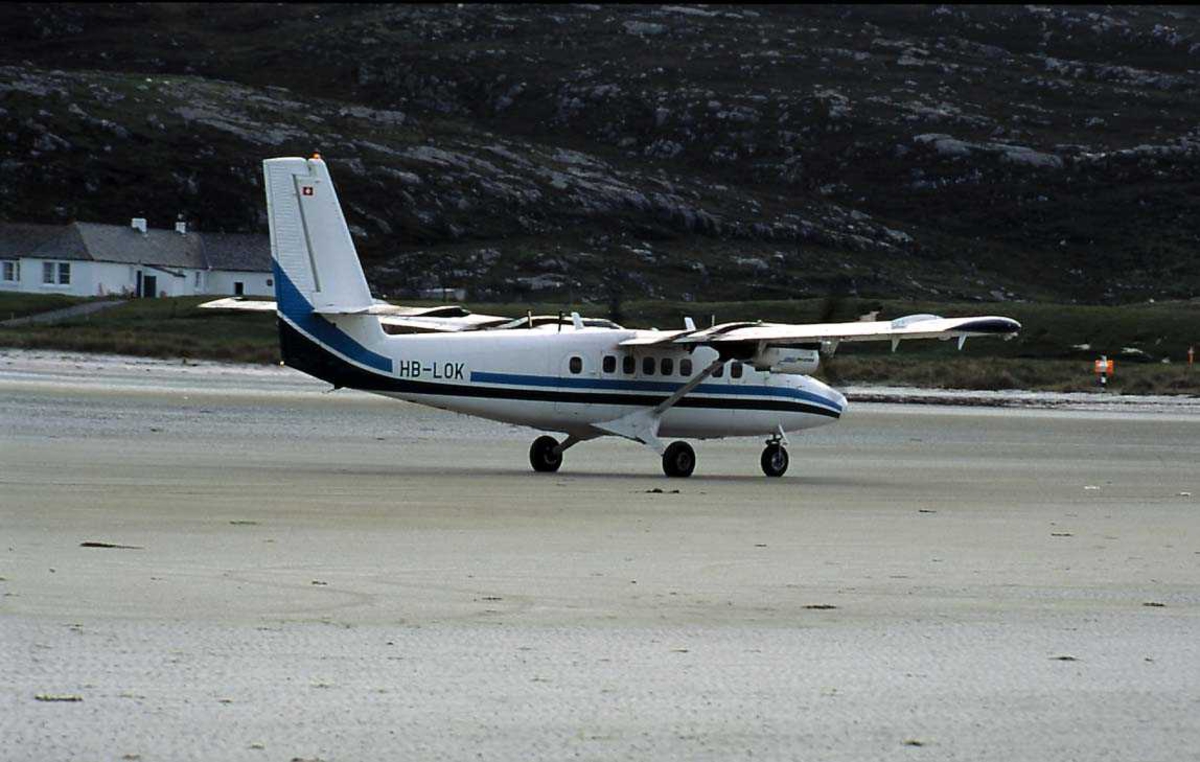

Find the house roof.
xmin=72 ymin=223 xmax=207 ymax=269
xmin=0 ymin=221 xmax=272 ymax=272
xmin=0 ymin=223 xmax=87 ymax=260
xmin=201 ymin=232 xmax=272 ymax=272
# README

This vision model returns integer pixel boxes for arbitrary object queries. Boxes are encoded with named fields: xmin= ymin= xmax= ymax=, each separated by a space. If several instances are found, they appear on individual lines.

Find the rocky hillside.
xmin=2 ymin=4 xmax=1199 ymax=304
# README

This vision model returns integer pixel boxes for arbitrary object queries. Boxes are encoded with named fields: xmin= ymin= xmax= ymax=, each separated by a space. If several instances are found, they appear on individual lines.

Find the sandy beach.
xmin=2 ymin=351 xmax=1199 ymax=761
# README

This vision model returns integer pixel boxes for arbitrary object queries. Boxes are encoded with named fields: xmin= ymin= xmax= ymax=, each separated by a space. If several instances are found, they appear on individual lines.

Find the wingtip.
xmin=959 ymin=317 xmax=1022 ymax=334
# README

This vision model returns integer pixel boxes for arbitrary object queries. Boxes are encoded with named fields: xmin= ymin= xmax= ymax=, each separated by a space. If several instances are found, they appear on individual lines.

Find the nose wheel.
xmin=761 ymin=442 xmax=789 ymax=477
xmin=529 ymin=435 xmax=563 ymax=473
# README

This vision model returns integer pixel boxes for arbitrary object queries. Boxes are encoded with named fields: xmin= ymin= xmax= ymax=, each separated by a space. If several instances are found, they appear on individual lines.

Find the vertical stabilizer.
xmin=264 ymin=156 xmax=391 ymax=381
xmin=263 ymin=156 xmax=373 ymax=313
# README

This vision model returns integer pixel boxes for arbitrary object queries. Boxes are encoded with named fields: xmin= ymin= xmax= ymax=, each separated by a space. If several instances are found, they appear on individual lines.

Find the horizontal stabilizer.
xmin=198 ymin=298 xmax=276 ymax=312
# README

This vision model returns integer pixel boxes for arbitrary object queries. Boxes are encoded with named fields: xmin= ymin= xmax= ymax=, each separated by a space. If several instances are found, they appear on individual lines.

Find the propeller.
xmin=813 ymin=294 xmax=886 ymax=388
xmin=815 ymin=294 xmax=846 ymax=387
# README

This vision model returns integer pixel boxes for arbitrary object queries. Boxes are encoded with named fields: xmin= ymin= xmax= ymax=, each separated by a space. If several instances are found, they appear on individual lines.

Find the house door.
xmin=234 ymin=281 xmax=244 ymax=296
xmin=142 ymin=275 xmax=158 ymax=298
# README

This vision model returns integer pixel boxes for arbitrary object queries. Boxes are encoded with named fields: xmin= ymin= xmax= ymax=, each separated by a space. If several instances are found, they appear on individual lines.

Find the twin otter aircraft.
xmin=203 ymin=156 xmax=1021 ymax=477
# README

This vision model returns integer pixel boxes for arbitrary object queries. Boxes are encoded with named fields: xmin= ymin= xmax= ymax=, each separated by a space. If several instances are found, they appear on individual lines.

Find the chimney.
xmin=131 ymin=218 xmax=148 ymax=234
xmin=175 ymin=221 xmax=187 ymax=235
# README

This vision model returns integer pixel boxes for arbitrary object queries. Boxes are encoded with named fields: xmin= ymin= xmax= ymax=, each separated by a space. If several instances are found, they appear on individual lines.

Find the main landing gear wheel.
xmin=761 ymin=443 xmax=789 ymax=477
xmin=662 ymin=441 xmax=696 ymax=478
xmin=529 ymin=435 xmax=563 ymax=473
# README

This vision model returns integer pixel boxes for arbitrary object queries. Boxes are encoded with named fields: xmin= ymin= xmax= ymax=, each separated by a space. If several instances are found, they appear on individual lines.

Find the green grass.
xmin=0 ymin=296 xmax=278 ymax=363
xmin=2 ymin=295 xmax=1198 ymax=394
xmin=821 ymin=356 xmax=1200 ymax=395
xmin=0 ymin=292 xmax=92 ymax=321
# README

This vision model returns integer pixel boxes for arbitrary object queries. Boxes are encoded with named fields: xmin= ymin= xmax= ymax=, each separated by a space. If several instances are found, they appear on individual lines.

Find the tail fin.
xmin=265 ymin=156 xmax=392 ymax=382
xmin=263 ymin=156 xmax=373 ymax=313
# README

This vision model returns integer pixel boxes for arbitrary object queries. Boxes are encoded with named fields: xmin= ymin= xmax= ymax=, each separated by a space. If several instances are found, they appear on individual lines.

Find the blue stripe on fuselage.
xmin=470 ymin=371 xmax=843 ymax=413
xmin=273 ymin=263 xmax=393 ymax=373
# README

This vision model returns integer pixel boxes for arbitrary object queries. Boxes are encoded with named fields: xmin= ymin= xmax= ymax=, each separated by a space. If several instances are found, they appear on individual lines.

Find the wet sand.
xmin=2 ymin=352 xmax=1199 ymax=761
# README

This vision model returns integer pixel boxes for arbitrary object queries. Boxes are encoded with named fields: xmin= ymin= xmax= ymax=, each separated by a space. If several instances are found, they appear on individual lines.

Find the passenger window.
xmin=642 ymin=356 xmax=655 ymax=376
xmin=731 ymin=362 xmax=744 ymax=379
xmin=712 ymin=363 xmax=724 ymax=378
xmin=603 ymin=355 xmax=616 ymax=374
xmin=569 ymin=356 xmax=583 ymax=374
xmin=661 ymin=357 xmax=674 ymax=376
xmin=622 ymin=355 xmax=635 ymax=374
xmin=680 ymin=358 xmax=693 ymax=376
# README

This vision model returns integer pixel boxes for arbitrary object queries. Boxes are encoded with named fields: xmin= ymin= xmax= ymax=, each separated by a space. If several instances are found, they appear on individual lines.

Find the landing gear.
xmin=761 ymin=442 xmax=789 ymax=477
xmin=662 ymin=441 xmax=696 ymax=478
xmin=529 ymin=435 xmax=563 ymax=473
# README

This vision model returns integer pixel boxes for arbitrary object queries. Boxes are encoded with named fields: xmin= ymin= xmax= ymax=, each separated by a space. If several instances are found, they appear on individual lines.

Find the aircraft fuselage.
xmin=282 ymin=317 xmax=845 ymax=441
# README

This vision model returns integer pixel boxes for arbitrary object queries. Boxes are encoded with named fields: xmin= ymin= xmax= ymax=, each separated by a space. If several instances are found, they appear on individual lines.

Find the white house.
xmin=0 ymin=219 xmax=273 ymax=298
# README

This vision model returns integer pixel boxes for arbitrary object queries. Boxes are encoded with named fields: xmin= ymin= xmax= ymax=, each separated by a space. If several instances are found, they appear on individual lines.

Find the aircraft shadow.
xmin=331 ymin=465 xmax=880 ymax=488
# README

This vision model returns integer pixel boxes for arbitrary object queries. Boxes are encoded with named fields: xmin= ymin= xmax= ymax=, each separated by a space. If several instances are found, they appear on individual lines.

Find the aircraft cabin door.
xmin=554 ymin=349 xmax=596 ymax=422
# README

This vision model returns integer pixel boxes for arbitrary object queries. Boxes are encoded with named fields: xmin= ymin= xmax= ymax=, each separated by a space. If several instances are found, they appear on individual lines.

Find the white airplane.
xmin=204 ymin=156 xmax=1021 ymax=477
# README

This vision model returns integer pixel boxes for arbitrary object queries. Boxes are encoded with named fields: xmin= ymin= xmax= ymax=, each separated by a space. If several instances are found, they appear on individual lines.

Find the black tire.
xmin=529 ymin=436 xmax=563 ymax=473
xmin=761 ymin=444 xmax=789 ymax=477
xmin=662 ymin=441 xmax=696 ymax=478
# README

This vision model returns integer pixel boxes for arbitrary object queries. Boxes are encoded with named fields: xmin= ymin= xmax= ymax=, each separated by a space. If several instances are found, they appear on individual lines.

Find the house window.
xmin=731 ymin=362 xmax=744 ymax=379
xmin=622 ymin=355 xmax=635 ymax=375
xmin=660 ymin=357 xmax=674 ymax=376
xmin=43 ymin=262 xmax=55 ymax=284
xmin=58 ymin=262 xmax=70 ymax=284
xmin=602 ymin=355 xmax=616 ymax=374
xmin=642 ymin=356 xmax=655 ymax=376
xmin=569 ymin=356 xmax=583 ymax=374
xmin=712 ymin=363 xmax=725 ymax=378
xmin=266 ymin=278 xmax=273 ymax=287
xmin=194 ymin=272 xmax=201 ymax=288
xmin=1 ymin=261 xmax=16 ymax=281
xmin=680 ymin=358 xmax=693 ymax=376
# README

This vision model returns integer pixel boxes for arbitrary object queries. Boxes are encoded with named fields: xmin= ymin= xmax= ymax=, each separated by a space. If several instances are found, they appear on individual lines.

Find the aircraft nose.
xmin=830 ymin=386 xmax=848 ymax=415
xmin=802 ymin=376 xmax=847 ymax=419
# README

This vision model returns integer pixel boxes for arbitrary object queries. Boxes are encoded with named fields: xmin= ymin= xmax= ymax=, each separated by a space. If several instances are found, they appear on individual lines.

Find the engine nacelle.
xmin=750 ymin=347 xmax=820 ymax=374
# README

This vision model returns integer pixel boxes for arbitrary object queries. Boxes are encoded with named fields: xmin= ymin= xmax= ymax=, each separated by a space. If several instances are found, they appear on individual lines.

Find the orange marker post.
xmin=1094 ymin=356 xmax=1114 ymax=390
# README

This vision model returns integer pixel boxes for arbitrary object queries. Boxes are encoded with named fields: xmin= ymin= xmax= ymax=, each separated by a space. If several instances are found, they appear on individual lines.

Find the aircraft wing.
xmin=618 ymin=314 xmax=1021 ymax=349
xmin=376 ymin=313 xmax=511 ymax=332
xmin=198 ymin=298 xmax=511 ymax=332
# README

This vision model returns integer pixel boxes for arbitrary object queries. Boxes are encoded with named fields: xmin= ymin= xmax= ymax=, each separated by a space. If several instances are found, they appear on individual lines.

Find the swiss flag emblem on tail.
xmin=301 ymin=186 xmax=314 ymax=196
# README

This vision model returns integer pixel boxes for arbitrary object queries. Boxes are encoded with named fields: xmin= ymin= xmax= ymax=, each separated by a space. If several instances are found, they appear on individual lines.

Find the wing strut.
xmin=591 ymin=358 xmax=725 ymax=453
